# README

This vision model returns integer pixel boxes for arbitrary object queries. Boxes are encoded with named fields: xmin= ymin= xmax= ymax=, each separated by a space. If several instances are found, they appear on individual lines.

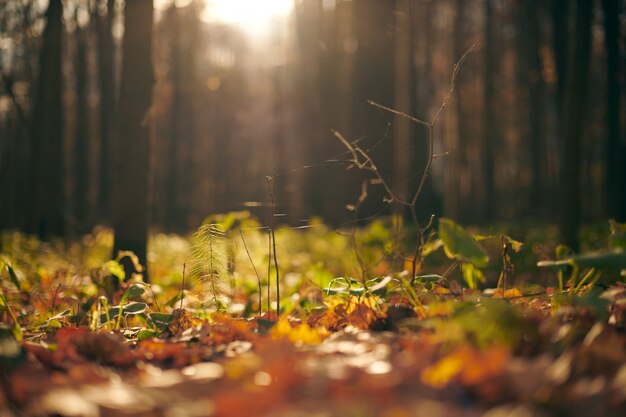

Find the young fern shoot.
xmin=191 ymin=223 xmax=229 ymax=310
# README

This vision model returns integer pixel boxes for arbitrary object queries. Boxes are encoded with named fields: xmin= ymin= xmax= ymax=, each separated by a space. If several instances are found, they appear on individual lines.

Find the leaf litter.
xmin=2 ymin=223 xmax=626 ymax=416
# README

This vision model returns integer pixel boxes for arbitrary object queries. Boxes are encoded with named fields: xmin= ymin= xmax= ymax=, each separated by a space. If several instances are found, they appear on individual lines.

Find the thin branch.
xmin=333 ymin=43 xmax=476 ymax=287
xmin=266 ymin=175 xmax=280 ymax=314
xmin=332 ymin=129 xmax=409 ymax=207
xmin=240 ymin=230 xmax=262 ymax=317
xmin=432 ymin=43 xmax=477 ymax=125
xmin=367 ymin=100 xmax=431 ymax=127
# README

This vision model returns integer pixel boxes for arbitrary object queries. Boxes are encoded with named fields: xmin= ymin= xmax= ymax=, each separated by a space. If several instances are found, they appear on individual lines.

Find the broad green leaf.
xmin=571 ymin=249 xmax=626 ymax=269
xmin=123 ymin=302 xmax=148 ymax=315
xmin=421 ymin=239 xmax=443 ymax=258
xmin=137 ymin=329 xmax=156 ymax=341
xmin=148 ymin=312 xmax=173 ymax=323
xmin=538 ymin=249 xmax=626 ymax=270
xmin=474 ymin=234 xmax=523 ymax=252
xmin=123 ymin=283 xmax=146 ymax=300
xmin=148 ymin=312 xmax=173 ymax=331
xmin=103 ymin=306 xmax=121 ymax=320
xmin=439 ymin=218 xmax=489 ymax=267
xmin=102 ymin=260 xmax=125 ymax=281
xmin=460 ymin=263 xmax=486 ymax=290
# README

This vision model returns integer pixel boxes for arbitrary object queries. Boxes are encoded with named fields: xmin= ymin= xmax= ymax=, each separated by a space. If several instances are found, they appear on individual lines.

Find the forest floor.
xmin=1 ymin=218 xmax=626 ymax=417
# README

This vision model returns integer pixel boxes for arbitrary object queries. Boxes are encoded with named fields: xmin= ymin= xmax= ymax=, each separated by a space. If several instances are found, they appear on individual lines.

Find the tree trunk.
xmin=602 ymin=0 xmax=624 ymax=221
xmin=392 ymin=0 xmax=413 ymax=211
xmin=96 ymin=0 xmax=116 ymax=224
xmin=443 ymin=0 xmax=462 ymax=220
xmin=27 ymin=0 xmax=64 ymax=237
xmin=113 ymin=0 xmax=154 ymax=278
xmin=482 ymin=0 xmax=496 ymax=221
xmin=165 ymin=5 xmax=185 ymax=232
xmin=74 ymin=14 xmax=89 ymax=232
xmin=520 ymin=0 xmax=547 ymax=218
xmin=558 ymin=0 xmax=592 ymax=250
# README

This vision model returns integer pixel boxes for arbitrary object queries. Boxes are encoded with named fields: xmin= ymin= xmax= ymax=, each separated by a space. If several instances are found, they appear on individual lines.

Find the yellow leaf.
xmin=270 ymin=317 xmax=326 ymax=345
xmin=421 ymin=351 xmax=464 ymax=388
xmin=421 ymin=345 xmax=509 ymax=388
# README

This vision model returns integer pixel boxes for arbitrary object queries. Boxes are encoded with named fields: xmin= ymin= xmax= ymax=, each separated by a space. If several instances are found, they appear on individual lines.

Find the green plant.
xmin=537 ymin=220 xmax=626 ymax=293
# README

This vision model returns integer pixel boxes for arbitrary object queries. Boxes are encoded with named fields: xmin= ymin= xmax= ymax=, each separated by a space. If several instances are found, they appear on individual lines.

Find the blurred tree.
xmin=443 ymin=0 xmax=463 ymax=220
xmin=27 ymin=0 xmax=64 ymax=237
xmin=559 ymin=0 xmax=592 ymax=250
xmin=601 ymin=0 xmax=624 ymax=221
xmin=392 ymin=0 xmax=413 ymax=213
xmin=482 ymin=0 xmax=496 ymax=221
xmin=112 ymin=0 xmax=154 ymax=277
xmin=95 ymin=0 xmax=116 ymax=224
xmin=73 ymin=5 xmax=90 ymax=232
xmin=517 ymin=0 xmax=546 ymax=218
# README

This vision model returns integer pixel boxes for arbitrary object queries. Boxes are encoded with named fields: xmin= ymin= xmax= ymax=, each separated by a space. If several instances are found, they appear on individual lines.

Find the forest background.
xmin=0 ymin=0 xmax=624 ymax=264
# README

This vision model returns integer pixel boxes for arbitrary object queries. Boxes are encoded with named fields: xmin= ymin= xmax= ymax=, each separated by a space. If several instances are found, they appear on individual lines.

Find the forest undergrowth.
xmin=1 ymin=216 xmax=626 ymax=417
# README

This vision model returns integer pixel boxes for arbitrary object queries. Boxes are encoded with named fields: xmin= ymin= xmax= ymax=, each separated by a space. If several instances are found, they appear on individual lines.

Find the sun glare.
xmin=202 ymin=0 xmax=294 ymax=38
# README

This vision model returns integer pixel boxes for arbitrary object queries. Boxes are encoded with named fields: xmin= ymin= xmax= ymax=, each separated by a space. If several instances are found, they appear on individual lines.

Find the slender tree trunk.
xmin=520 ymin=0 xmax=547 ymax=218
xmin=74 ymin=15 xmax=89 ymax=231
xmin=166 ymin=5 xmax=184 ymax=232
xmin=27 ymin=0 xmax=64 ymax=237
xmin=552 ymin=0 xmax=569 ymax=108
xmin=96 ymin=0 xmax=116 ymax=224
xmin=443 ymin=1 xmax=461 ymax=220
xmin=113 ymin=0 xmax=154 ymax=277
xmin=559 ymin=0 xmax=592 ymax=250
xmin=392 ymin=0 xmax=413 ymax=212
xmin=482 ymin=0 xmax=496 ymax=221
xmin=602 ymin=0 xmax=624 ymax=221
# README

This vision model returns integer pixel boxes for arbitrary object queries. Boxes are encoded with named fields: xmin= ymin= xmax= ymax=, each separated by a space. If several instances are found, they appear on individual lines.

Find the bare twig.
xmin=367 ymin=101 xmax=430 ymax=127
xmin=240 ymin=229 xmax=263 ymax=317
xmin=266 ymin=175 xmax=280 ymax=314
xmin=432 ymin=44 xmax=476 ymax=126
xmin=334 ymin=44 xmax=476 ymax=286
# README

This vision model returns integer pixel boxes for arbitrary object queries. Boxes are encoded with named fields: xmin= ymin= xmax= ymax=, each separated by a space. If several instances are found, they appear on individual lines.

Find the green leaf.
xmin=571 ymin=249 xmax=626 ymax=269
xmin=123 ymin=283 xmax=146 ymax=300
xmin=0 ymin=292 xmax=22 ymax=342
xmin=503 ymin=235 xmax=524 ymax=252
xmin=474 ymin=234 xmax=523 ymax=252
xmin=415 ymin=274 xmax=443 ymax=283
xmin=5 ymin=264 xmax=21 ymax=291
xmin=122 ymin=302 xmax=148 ymax=315
xmin=137 ymin=329 xmax=156 ymax=341
xmin=148 ymin=312 xmax=173 ymax=331
xmin=102 ymin=260 xmax=125 ymax=281
xmin=538 ymin=249 xmax=626 ymax=270
xmin=438 ymin=218 xmax=489 ymax=267
xmin=460 ymin=263 xmax=486 ymax=290
xmin=420 ymin=239 xmax=443 ymax=258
